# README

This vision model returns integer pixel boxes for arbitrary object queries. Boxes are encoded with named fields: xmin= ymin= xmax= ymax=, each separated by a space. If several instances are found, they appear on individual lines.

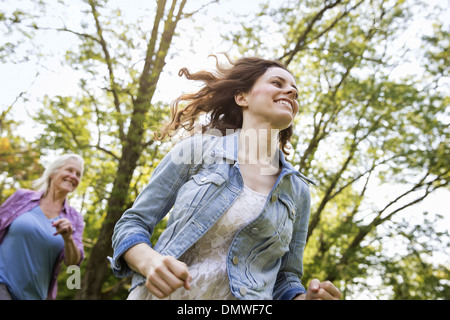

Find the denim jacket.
xmin=110 ymin=130 xmax=313 ymax=300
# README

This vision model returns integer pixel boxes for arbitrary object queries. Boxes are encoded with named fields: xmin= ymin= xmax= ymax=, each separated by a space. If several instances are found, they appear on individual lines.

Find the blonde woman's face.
xmin=50 ymin=159 xmax=82 ymax=194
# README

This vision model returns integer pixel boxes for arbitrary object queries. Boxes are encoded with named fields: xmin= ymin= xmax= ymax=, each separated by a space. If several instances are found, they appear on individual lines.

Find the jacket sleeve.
xmin=273 ymin=181 xmax=311 ymax=300
xmin=0 ymin=189 xmax=28 ymax=242
xmin=0 ymin=189 xmax=26 ymax=216
xmin=69 ymin=207 xmax=85 ymax=264
xmin=110 ymin=136 xmax=197 ymax=278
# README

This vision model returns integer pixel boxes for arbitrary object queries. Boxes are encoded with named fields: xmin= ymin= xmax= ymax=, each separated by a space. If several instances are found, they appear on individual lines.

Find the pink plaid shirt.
xmin=0 ymin=189 xmax=84 ymax=299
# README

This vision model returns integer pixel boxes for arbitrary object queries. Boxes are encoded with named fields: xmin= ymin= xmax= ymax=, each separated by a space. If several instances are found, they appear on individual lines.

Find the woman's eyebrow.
xmin=273 ymin=76 xmax=298 ymax=92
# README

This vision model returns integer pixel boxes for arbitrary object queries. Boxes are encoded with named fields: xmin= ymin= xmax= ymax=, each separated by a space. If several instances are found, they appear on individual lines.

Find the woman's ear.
xmin=235 ymin=91 xmax=248 ymax=108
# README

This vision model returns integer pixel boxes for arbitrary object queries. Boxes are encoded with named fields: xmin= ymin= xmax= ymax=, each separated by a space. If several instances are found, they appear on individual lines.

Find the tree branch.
xmin=337 ymin=173 xmax=445 ymax=273
xmin=182 ymin=0 xmax=220 ymax=18
xmin=88 ymin=0 xmax=125 ymax=141
xmin=140 ymin=0 xmax=167 ymax=89
xmin=27 ymin=24 xmax=101 ymax=43
xmin=56 ymin=108 xmax=119 ymax=160
xmin=280 ymin=0 xmax=344 ymax=65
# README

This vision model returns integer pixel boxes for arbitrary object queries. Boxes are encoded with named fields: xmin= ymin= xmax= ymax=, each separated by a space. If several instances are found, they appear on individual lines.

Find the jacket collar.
xmin=31 ymin=190 xmax=45 ymax=201
xmin=209 ymin=129 xmax=315 ymax=185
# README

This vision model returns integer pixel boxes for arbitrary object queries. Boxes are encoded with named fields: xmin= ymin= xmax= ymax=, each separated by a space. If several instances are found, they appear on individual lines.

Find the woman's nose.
xmin=283 ymin=86 xmax=293 ymax=94
xmin=70 ymin=172 xmax=80 ymax=181
xmin=284 ymin=88 xmax=296 ymax=99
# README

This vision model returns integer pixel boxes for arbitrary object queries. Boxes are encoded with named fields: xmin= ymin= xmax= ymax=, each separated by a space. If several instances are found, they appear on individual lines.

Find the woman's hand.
xmin=53 ymin=218 xmax=82 ymax=265
xmin=124 ymin=243 xmax=192 ymax=299
xmin=52 ymin=218 xmax=74 ymax=241
xmin=144 ymin=254 xmax=192 ymax=299
xmin=294 ymin=278 xmax=342 ymax=300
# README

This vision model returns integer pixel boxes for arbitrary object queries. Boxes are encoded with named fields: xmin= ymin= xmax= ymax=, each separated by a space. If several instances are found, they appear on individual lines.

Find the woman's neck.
xmin=39 ymin=187 xmax=67 ymax=219
xmin=41 ymin=187 xmax=66 ymax=206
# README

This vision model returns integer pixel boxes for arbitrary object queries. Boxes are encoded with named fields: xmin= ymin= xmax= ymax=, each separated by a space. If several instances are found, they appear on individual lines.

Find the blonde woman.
xmin=0 ymin=154 xmax=85 ymax=300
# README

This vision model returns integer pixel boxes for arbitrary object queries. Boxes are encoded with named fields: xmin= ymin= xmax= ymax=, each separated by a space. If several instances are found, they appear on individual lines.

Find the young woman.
xmin=0 ymin=154 xmax=85 ymax=300
xmin=110 ymin=56 xmax=341 ymax=300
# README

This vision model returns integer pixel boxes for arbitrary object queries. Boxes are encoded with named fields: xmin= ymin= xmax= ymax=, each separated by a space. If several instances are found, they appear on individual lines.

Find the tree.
xmin=0 ymin=98 xmax=42 ymax=202
xmin=1 ymin=6 xmax=43 ymax=200
xmin=74 ymin=0 xmax=188 ymax=300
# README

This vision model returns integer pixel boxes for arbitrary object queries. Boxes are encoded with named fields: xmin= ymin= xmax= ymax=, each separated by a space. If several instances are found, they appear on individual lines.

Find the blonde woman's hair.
xmin=32 ymin=154 xmax=84 ymax=195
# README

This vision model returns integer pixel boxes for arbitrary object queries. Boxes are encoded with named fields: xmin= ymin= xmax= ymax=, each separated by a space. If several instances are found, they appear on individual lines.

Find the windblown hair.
xmin=32 ymin=154 xmax=84 ymax=195
xmin=156 ymin=55 xmax=294 ymax=155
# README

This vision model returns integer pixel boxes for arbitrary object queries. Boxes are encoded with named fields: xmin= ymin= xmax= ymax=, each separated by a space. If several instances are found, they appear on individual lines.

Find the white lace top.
xmin=128 ymin=185 xmax=268 ymax=300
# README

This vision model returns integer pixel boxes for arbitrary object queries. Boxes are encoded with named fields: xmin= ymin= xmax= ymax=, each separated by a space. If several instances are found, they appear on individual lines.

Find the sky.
xmin=2 ymin=0 xmax=448 ymax=126
xmin=1 ymin=0 xmax=449 ymax=298
xmin=1 ymin=0 xmax=254 ymax=131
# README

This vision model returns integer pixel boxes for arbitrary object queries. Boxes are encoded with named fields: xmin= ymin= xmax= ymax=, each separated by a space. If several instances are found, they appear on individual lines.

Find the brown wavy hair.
xmin=156 ymin=54 xmax=294 ymax=155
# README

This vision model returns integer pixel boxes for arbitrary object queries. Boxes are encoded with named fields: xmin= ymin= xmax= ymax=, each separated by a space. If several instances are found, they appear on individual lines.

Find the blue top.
xmin=0 ymin=205 xmax=64 ymax=300
xmin=111 ymin=130 xmax=313 ymax=300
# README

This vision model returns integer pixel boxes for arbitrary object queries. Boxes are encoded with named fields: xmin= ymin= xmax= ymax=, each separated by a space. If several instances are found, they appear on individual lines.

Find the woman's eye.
xmin=272 ymin=81 xmax=282 ymax=87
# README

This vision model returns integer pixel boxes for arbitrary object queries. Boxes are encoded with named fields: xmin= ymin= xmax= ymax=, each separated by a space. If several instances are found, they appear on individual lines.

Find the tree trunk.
xmin=75 ymin=117 xmax=145 ymax=298
xmin=75 ymin=0 xmax=187 ymax=300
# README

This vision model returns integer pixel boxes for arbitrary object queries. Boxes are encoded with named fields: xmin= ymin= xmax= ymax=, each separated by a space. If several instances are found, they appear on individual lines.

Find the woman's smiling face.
xmin=50 ymin=159 xmax=82 ymax=195
xmin=237 ymin=67 xmax=299 ymax=130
